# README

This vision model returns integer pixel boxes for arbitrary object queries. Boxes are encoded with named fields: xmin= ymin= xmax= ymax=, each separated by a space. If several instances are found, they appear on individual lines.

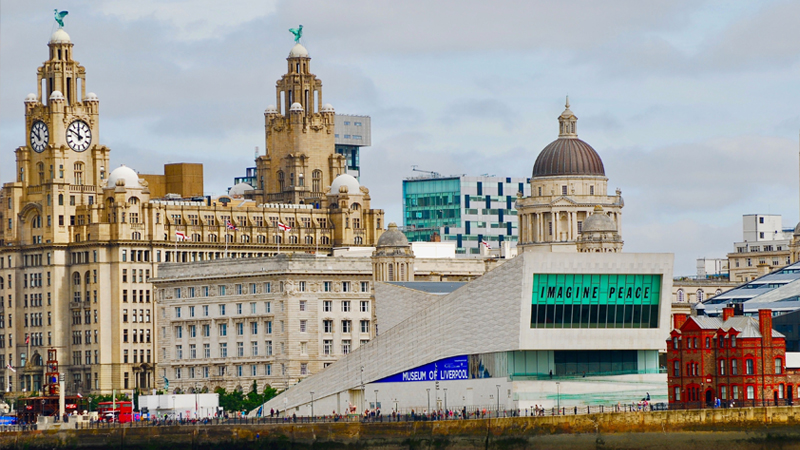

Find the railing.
xmin=8 ymin=400 xmax=797 ymax=431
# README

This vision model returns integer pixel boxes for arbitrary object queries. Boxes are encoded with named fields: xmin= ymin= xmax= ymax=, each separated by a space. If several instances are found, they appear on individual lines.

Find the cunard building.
xmin=0 ymin=26 xmax=383 ymax=396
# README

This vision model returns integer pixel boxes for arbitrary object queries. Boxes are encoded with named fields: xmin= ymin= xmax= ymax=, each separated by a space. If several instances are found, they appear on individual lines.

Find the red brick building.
xmin=667 ymin=307 xmax=799 ymax=406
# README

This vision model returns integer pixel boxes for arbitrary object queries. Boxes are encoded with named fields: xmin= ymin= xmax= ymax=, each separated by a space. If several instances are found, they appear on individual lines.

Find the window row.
xmin=173 ymin=280 xmax=370 ymax=299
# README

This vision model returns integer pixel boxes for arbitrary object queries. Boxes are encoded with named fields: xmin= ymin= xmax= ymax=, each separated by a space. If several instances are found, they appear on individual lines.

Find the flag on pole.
xmin=77 ymin=393 xmax=83 ymax=398
xmin=5 ymin=364 xmax=15 ymax=373
xmin=226 ymin=220 xmax=237 ymax=231
xmin=278 ymin=222 xmax=291 ymax=231
xmin=175 ymin=231 xmax=188 ymax=241
xmin=25 ymin=335 xmax=29 ymax=344
xmin=481 ymin=240 xmax=491 ymax=250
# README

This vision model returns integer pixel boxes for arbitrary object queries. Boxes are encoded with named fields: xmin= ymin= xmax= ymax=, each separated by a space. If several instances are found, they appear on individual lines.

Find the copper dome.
xmin=532 ymin=138 xmax=605 ymax=178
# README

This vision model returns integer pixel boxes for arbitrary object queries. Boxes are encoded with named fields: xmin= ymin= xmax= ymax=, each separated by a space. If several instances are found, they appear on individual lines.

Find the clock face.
xmin=30 ymin=120 xmax=49 ymax=153
xmin=66 ymin=120 xmax=92 ymax=152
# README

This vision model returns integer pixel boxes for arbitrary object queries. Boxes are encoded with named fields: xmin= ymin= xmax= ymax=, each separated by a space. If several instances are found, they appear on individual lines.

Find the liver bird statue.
xmin=54 ymin=10 xmax=68 ymax=28
xmin=289 ymin=25 xmax=303 ymax=43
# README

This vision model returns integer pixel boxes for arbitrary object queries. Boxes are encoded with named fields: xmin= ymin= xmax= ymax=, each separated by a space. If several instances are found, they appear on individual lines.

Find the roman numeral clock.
xmin=66 ymin=119 xmax=92 ymax=152
xmin=29 ymin=120 xmax=49 ymax=153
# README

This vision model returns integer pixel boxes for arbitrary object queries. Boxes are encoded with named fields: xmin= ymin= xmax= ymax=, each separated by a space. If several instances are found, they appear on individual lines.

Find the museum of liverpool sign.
xmin=375 ymin=355 xmax=469 ymax=383
xmin=530 ymin=274 xmax=662 ymax=329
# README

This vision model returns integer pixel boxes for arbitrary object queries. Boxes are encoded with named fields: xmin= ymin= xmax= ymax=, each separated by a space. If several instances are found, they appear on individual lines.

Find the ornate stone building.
xmin=516 ymin=99 xmax=624 ymax=253
xmin=0 ymin=29 xmax=383 ymax=396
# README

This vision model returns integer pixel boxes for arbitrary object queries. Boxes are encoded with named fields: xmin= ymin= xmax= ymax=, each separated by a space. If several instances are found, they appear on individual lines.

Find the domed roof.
xmin=321 ymin=103 xmax=334 ymax=112
xmin=377 ymin=223 xmax=409 ymax=247
xmin=50 ymin=29 xmax=71 ymax=44
xmin=330 ymin=174 xmax=360 ymax=194
xmin=228 ymin=182 xmax=254 ymax=197
xmin=794 ymin=222 xmax=800 ymax=236
xmin=288 ymin=43 xmax=309 ymax=58
xmin=581 ymin=206 xmax=617 ymax=233
xmin=85 ymin=92 xmax=98 ymax=101
xmin=289 ymin=102 xmax=303 ymax=112
xmin=106 ymin=165 xmax=142 ymax=189
xmin=265 ymin=105 xmax=279 ymax=114
xmin=532 ymin=138 xmax=605 ymax=178
xmin=49 ymin=90 xmax=64 ymax=101
xmin=24 ymin=93 xmax=37 ymax=103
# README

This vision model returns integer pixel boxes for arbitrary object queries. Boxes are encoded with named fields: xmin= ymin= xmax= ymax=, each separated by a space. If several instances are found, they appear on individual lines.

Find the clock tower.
xmin=11 ymin=27 xmax=110 ymax=246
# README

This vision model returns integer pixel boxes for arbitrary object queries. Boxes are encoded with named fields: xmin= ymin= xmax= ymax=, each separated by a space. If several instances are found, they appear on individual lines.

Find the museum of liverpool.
xmin=253 ymin=251 xmax=673 ymax=415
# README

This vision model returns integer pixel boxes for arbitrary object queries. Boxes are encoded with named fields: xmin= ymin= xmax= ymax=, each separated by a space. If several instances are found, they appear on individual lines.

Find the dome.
xmin=321 ymin=103 xmax=334 ymax=112
xmin=24 ymin=93 xmax=37 ymax=103
xmin=106 ymin=165 xmax=142 ymax=189
xmin=794 ymin=222 xmax=800 ymax=236
xmin=532 ymin=138 xmax=605 ymax=178
xmin=581 ymin=206 xmax=617 ymax=233
xmin=288 ymin=43 xmax=309 ymax=58
xmin=330 ymin=174 xmax=360 ymax=194
xmin=50 ymin=28 xmax=71 ymax=44
xmin=228 ymin=182 xmax=254 ymax=197
xmin=265 ymin=105 xmax=278 ymax=114
xmin=49 ymin=90 xmax=64 ymax=101
xmin=289 ymin=102 xmax=303 ymax=113
xmin=377 ymin=223 xmax=409 ymax=247
xmin=85 ymin=92 xmax=98 ymax=101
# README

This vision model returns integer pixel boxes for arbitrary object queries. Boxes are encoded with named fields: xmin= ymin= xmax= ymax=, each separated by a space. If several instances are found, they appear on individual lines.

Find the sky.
xmin=1 ymin=0 xmax=799 ymax=276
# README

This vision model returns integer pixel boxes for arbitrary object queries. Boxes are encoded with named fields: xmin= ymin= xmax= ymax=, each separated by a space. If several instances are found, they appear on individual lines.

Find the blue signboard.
xmin=375 ymin=355 xmax=469 ymax=383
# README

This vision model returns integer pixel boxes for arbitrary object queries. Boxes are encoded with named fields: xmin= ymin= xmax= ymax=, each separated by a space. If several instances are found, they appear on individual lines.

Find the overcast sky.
xmin=2 ymin=0 xmax=799 ymax=276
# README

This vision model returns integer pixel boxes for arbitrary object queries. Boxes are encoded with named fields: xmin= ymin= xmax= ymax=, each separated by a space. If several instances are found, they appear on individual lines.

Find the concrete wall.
xmin=9 ymin=407 xmax=800 ymax=449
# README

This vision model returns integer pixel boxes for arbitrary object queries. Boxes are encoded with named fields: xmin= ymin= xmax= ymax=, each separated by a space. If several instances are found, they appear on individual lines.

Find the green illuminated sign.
xmin=530 ymin=274 xmax=662 ymax=329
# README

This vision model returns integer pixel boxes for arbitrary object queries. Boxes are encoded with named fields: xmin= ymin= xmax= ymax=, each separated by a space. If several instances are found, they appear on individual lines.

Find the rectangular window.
xmin=219 ymin=323 xmax=227 ymax=336
xmin=236 ymin=322 xmax=244 ymax=335
xmin=202 ymin=324 xmax=210 ymax=337
xmin=237 ymin=342 xmax=244 ymax=357
xmin=219 ymin=343 xmax=227 ymax=358
xmin=299 ymin=300 xmax=307 ymax=311
xmin=323 ymin=301 xmax=332 ymax=312
xmin=250 ymin=283 xmax=256 ymax=294
xmin=342 ymin=320 xmax=351 ymax=333
xmin=342 ymin=301 xmax=350 ymax=312
xmin=360 ymin=301 xmax=369 ymax=312
xmin=342 ymin=282 xmax=350 ymax=292
xmin=265 ymin=282 xmax=271 ymax=293
xmin=746 ymin=385 xmax=754 ymax=400
xmin=251 ymin=341 xmax=258 ymax=356
xmin=732 ymin=359 xmax=738 ymax=375
xmin=265 ymin=341 xmax=273 ymax=356
xmin=203 ymin=305 xmax=209 ymax=316
xmin=265 ymin=301 xmax=271 ymax=313
xmin=324 ymin=320 xmax=333 ymax=333
xmin=219 ymin=304 xmax=226 ymax=316
xmin=251 ymin=322 xmax=258 ymax=334
xmin=361 ymin=282 xmax=369 ymax=293
xmin=175 ymin=307 xmax=181 ymax=318
xmin=266 ymin=321 xmax=272 ymax=334
xmin=746 ymin=359 xmax=754 ymax=375
xmin=250 ymin=302 xmax=256 ymax=314
xmin=323 ymin=340 xmax=332 ymax=355
xmin=203 ymin=343 xmax=210 ymax=358
xmin=236 ymin=284 xmax=243 ymax=295
xmin=219 ymin=285 xmax=227 ymax=296
xmin=324 ymin=281 xmax=331 ymax=292
xmin=298 ymin=281 xmax=306 ymax=292
xmin=360 ymin=320 xmax=370 ymax=333
xmin=342 ymin=339 xmax=351 ymax=354
xmin=236 ymin=303 xmax=242 ymax=314
xmin=300 ymin=320 xmax=307 ymax=332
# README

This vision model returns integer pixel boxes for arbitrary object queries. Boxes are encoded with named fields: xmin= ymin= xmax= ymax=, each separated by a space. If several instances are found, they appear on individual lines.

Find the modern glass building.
xmin=334 ymin=115 xmax=371 ymax=180
xmin=403 ymin=175 xmax=531 ymax=255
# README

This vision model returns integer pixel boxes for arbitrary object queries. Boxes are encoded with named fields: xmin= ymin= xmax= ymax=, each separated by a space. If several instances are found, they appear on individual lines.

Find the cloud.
xmin=441 ymin=99 xmax=519 ymax=131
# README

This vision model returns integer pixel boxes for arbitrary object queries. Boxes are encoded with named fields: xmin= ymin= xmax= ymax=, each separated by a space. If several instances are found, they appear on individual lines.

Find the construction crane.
xmin=410 ymin=165 xmax=442 ymax=178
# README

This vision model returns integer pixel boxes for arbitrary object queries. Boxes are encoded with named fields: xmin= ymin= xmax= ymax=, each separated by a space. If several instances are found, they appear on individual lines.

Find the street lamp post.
xmin=443 ymin=388 xmax=447 ymax=412
xmin=310 ymin=391 xmax=314 ymax=419
xmin=556 ymin=382 xmax=561 ymax=412
xmin=360 ymin=366 xmax=365 ymax=413
xmin=496 ymin=385 xmax=500 ymax=416
xmin=374 ymin=390 xmax=379 ymax=411
xmin=426 ymin=388 xmax=431 ymax=412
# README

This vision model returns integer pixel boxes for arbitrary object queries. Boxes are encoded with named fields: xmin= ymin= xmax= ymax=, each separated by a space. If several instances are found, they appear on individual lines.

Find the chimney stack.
xmin=723 ymin=306 xmax=735 ymax=321
xmin=759 ymin=309 xmax=773 ymax=347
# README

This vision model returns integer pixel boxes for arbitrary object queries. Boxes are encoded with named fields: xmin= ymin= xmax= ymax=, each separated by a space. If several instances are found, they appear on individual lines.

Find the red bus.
xmin=96 ymin=401 xmax=133 ymax=423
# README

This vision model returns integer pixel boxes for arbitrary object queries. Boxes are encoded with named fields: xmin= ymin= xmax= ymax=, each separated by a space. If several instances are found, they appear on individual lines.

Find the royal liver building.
xmin=0 ymin=25 xmax=383 ymax=396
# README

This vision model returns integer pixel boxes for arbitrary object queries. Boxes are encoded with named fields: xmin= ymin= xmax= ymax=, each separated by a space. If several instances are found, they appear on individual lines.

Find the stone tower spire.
xmin=558 ymin=96 xmax=578 ymax=138
xmin=255 ymin=42 xmax=344 ymax=206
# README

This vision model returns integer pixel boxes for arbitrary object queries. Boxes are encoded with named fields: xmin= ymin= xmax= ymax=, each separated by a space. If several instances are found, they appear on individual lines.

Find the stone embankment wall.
xmin=4 ymin=407 xmax=800 ymax=449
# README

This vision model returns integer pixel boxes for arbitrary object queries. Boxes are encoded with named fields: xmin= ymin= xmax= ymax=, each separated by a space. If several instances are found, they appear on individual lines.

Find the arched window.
xmin=85 ymin=271 xmax=91 ymax=285
xmin=58 ymin=194 xmax=64 ymax=206
xmin=312 ymin=170 xmax=322 ymax=192
xmin=696 ymin=289 xmax=704 ymax=302
xmin=277 ymin=171 xmax=285 ymax=191
xmin=73 ymin=162 xmax=84 ymax=185
xmin=257 ymin=235 xmax=266 ymax=244
xmin=289 ymin=235 xmax=298 ymax=244
xmin=304 ymin=236 xmax=313 ymax=244
xmin=37 ymin=162 xmax=44 ymax=185
xmin=72 ymin=272 xmax=81 ymax=286
xmin=129 ymin=197 xmax=139 ymax=205
xmin=273 ymin=235 xmax=282 ymax=244
xmin=354 ymin=236 xmax=363 ymax=245
xmin=193 ymin=233 xmax=201 ymax=242
xmin=677 ymin=289 xmax=684 ymax=302
xmin=320 ymin=236 xmax=330 ymax=245
xmin=208 ymin=234 xmax=218 ymax=243
xmin=351 ymin=203 xmax=360 ymax=210
xmin=241 ymin=235 xmax=251 ymax=243
xmin=132 ymin=232 xmax=142 ymax=240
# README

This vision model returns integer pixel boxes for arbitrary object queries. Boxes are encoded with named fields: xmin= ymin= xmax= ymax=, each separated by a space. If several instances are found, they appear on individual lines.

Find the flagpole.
xmin=277 ymin=228 xmax=280 ymax=256
xmin=225 ymin=234 xmax=229 ymax=259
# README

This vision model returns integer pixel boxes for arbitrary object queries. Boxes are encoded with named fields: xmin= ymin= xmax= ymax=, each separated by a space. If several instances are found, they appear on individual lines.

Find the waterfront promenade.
xmin=3 ymin=405 xmax=800 ymax=449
